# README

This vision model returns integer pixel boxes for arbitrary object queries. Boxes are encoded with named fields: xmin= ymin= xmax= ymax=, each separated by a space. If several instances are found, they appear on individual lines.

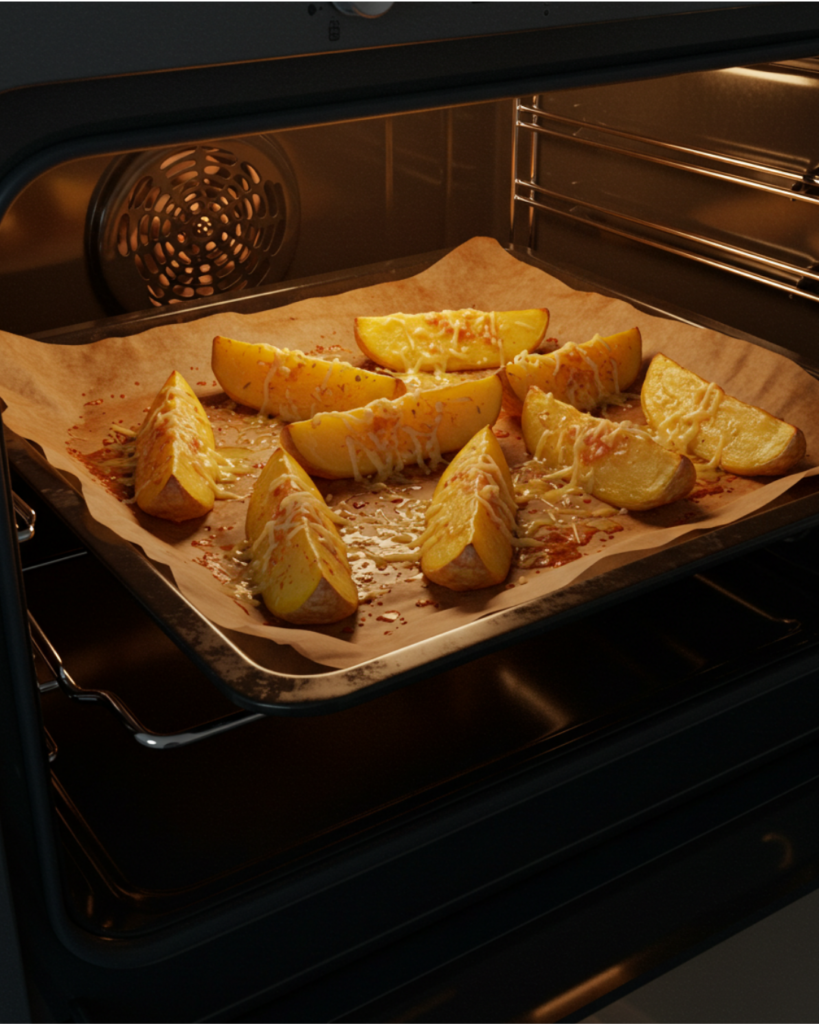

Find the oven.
xmin=2 ymin=5 xmax=819 ymax=1022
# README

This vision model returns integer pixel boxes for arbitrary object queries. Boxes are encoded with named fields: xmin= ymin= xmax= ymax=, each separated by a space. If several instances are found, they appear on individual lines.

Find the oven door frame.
xmin=3 ymin=6 xmax=819 ymax=1020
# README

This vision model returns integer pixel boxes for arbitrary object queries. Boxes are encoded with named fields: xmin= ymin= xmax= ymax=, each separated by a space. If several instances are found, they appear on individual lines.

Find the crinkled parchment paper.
xmin=2 ymin=236 xmax=819 ymax=669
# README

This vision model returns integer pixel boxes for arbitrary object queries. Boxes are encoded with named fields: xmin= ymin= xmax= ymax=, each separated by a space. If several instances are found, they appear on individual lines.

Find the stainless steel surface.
xmin=514 ymin=74 xmax=819 ymax=303
xmin=516 ymin=103 xmax=819 ymax=193
xmin=514 ymin=172 xmax=819 ymax=287
xmin=27 ymin=611 xmax=264 ymax=749
xmin=86 ymin=137 xmax=300 ymax=312
xmin=514 ymin=191 xmax=819 ymax=303
xmin=510 ymin=63 xmax=819 ymax=362
xmin=12 ymin=491 xmax=35 ymax=543
xmin=0 ymin=103 xmax=512 ymax=333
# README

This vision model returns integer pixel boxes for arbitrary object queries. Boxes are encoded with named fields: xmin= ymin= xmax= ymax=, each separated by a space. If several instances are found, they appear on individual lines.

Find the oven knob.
xmin=331 ymin=2 xmax=394 ymax=16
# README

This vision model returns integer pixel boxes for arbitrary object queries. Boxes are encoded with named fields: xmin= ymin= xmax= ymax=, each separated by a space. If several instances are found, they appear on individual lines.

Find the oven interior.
xmin=3 ymin=52 xmax=819 ymax=1021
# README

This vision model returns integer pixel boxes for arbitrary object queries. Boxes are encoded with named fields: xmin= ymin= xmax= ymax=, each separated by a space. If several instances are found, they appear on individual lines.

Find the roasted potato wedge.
xmin=212 ymin=335 xmax=402 ymax=421
xmin=245 ymin=448 xmax=358 ymax=624
xmin=283 ymin=373 xmax=503 ymax=480
xmin=522 ymin=387 xmax=696 ymax=511
xmin=642 ymin=354 xmax=806 ymax=476
xmin=503 ymin=328 xmax=642 ymax=413
xmin=134 ymin=370 xmax=219 ymax=522
xmin=420 ymin=426 xmax=517 ymax=591
xmin=355 ymin=308 xmax=549 ymax=373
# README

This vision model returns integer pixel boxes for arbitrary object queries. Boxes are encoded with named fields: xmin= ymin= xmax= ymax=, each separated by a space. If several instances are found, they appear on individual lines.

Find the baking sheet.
xmin=2 ymin=236 xmax=819 ymax=673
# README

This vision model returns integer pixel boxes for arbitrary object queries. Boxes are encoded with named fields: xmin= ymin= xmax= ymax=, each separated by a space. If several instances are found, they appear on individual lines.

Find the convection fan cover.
xmin=87 ymin=137 xmax=300 ymax=311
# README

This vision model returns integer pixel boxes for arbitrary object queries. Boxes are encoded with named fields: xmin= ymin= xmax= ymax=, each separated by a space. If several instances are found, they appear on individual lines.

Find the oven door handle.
xmin=27 ymin=612 xmax=264 ymax=751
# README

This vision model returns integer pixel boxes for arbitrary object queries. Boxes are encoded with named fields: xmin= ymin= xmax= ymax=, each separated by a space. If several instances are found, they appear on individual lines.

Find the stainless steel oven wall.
xmin=513 ymin=58 xmax=819 ymax=366
xmin=0 ymin=103 xmax=513 ymax=335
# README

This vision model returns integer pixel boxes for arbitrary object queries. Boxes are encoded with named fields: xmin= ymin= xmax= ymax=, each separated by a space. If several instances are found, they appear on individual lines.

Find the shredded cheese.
xmin=420 ymin=446 xmax=518 ymax=562
xmin=244 ymin=469 xmax=349 ymax=597
xmin=652 ymin=380 xmax=723 ymax=454
xmin=379 ymin=309 xmax=504 ymax=373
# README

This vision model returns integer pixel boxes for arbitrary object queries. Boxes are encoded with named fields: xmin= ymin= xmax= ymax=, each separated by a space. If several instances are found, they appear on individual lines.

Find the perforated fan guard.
xmin=86 ymin=136 xmax=300 ymax=312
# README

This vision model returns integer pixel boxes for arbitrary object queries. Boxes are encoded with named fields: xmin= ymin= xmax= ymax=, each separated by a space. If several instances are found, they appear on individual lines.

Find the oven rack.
xmin=13 ymin=490 xmax=35 ymax=543
xmin=28 ymin=613 xmax=264 ymax=753
xmin=513 ymin=97 xmax=819 ymax=304
xmin=13 ymin=488 xmax=264 ymax=754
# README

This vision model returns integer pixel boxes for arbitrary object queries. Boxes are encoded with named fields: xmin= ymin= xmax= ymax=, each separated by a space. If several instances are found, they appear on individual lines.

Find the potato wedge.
xmin=245 ymin=448 xmax=358 ymax=624
xmin=355 ymin=308 xmax=549 ymax=372
xmin=503 ymin=328 xmax=642 ymax=413
xmin=134 ymin=370 xmax=220 ymax=522
xmin=420 ymin=426 xmax=517 ymax=591
xmin=522 ymin=387 xmax=695 ymax=511
xmin=212 ymin=335 xmax=401 ymax=421
xmin=642 ymin=354 xmax=806 ymax=476
xmin=283 ymin=373 xmax=503 ymax=480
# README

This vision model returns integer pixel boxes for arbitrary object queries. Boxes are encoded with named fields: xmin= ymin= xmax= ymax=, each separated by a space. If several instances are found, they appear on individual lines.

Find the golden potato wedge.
xmin=212 ymin=335 xmax=402 ymax=421
xmin=354 ymin=308 xmax=549 ymax=373
xmin=503 ymin=328 xmax=642 ymax=413
xmin=642 ymin=354 xmax=806 ymax=476
xmin=420 ymin=426 xmax=517 ymax=591
xmin=283 ymin=373 xmax=503 ymax=481
xmin=245 ymin=448 xmax=358 ymax=624
xmin=134 ymin=371 xmax=220 ymax=522
xmin=522 ymin=387 xmax=695 ymax=511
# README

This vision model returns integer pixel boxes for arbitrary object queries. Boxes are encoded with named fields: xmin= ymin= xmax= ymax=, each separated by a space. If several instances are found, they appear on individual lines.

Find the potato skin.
xmin=642 ymin=354 xmax=806 ymax=476
xmin=754 ymin=430 xmax=807 ymax=476
xmin=420 ymin=425 xmax=517 ymax=590
xmin=354 ymin=309 xmax=549 ymax=372
xmin=212 ymin=335 xmax=401 ymax=421
xmin=134 ymin=370 xmax=217 ymax=522
xmin=522 ymin=387 xmax=696 ymax=511
xmin=504 ymin=327 xmax=642 ymax=414
xmin=283 ymin=374 xmax=504 ymax=480
xmin=246 ymin=449 xmax=357 ymax=624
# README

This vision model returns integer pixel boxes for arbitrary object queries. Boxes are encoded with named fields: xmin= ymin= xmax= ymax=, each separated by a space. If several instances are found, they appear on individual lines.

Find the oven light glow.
xmin=523 ymin=964 xmax=629 ymax=1022
xmin=728 ymin=67 xmax=816 ymax=87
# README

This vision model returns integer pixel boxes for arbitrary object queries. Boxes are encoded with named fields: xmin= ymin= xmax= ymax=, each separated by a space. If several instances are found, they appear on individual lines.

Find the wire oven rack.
xmin=513 ymin=84 xmax=819 ymax=304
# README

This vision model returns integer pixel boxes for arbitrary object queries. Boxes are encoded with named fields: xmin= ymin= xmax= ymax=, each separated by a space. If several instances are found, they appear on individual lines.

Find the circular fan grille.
xmin=88 ymin=137 xmax=300 ymax=311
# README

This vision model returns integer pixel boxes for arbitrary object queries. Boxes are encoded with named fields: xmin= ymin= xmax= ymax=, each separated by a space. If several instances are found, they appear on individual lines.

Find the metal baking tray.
xmin=8 ymin=248 xmax=819 ymax=724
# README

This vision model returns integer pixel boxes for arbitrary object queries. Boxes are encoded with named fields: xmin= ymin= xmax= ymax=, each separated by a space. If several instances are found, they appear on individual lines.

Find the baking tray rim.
xmin=7 ymin=248 xmax=819 ymax=716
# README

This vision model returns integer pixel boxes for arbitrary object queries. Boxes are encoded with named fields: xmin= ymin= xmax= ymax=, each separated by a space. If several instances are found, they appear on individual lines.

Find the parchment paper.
xmin=2 ymin=236 xmax=819 ymax=669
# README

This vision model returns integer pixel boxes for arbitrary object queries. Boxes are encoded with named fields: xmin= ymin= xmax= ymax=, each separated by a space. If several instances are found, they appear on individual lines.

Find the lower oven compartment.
xmin=12 ymin=461 xmax=819 ymax=952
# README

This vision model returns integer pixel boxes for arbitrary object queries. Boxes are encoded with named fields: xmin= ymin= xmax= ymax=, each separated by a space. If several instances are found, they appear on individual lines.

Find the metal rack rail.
xmin=13 ymin=491 xmax=264 ymax=754
xmin=27 ymin=612 xmax=264 ymax=751
xmin=513 ymin=98 xmax=819 ymax=304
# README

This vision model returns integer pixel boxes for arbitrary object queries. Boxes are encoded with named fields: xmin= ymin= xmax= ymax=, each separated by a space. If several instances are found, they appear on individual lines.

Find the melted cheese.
xmin=652 ymin=380 xmax=723 ymax=453
xmin=380 ymin=309 xmax=503 ymax=374
xmin=334 ymin=487 xmax=428 ymax=577
xmin=131 ymin=385 xmax=252 ymax=503
xmin=246 ymin=468 xmax=349 ymax=596
xmin=419 ymin=449 xmax=517 ymax=561
xmin=530 ymin=414 xmax=649 ymax=504
xmin=316 ymin=396 xmax=447 ymax=483
xmin=648 ymin=379 xmax=727 ymax=479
